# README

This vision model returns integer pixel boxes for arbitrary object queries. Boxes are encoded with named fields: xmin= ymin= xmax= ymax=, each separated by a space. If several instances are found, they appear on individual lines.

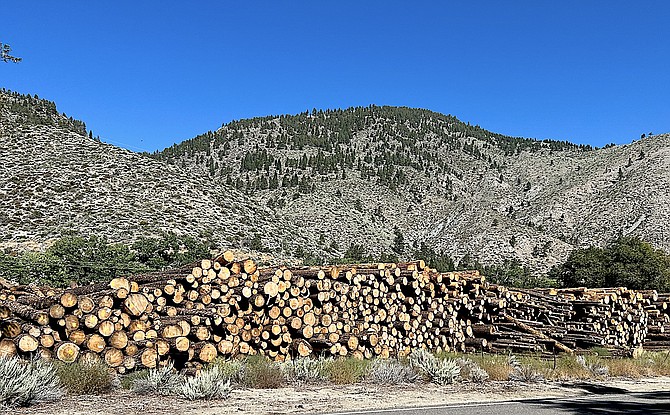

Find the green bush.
xmin=240 ymin=356 xmax=283 ymax=389
xmin=323 ymin=358 xmax=370 ymax=384
xmin=549 ymin=236 xmax=670 ymax=290
xmin=120 ymin=369 xmax=149 ymax=389
xmin=54 ymin=359 xmax=116 ymax=395
xmin=0 ymin=356 xmax=63 ymax=408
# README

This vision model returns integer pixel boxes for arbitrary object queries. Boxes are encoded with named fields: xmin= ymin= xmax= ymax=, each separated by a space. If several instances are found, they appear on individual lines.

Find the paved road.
xmin=322 ymin=390 xmax=670 ymax=415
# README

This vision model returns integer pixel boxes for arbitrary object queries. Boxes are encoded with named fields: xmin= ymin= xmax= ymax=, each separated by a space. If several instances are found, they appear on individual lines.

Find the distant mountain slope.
xmin=2 ymin=90 xmax=668 ymax=274
xmin=154 ymin=106 xmax=669 ymax=272
xmin=0 ymin=90 xmax=294 ymax=252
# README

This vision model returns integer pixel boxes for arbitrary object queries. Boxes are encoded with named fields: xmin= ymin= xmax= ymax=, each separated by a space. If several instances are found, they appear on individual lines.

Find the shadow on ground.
xmin=560 ymin=382 xmax=629 ymax=395
xmin=531 ymin=391 xmax=670 ymax=415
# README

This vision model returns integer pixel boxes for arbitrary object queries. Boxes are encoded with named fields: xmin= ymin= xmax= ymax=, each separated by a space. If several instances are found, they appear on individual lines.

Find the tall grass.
xmin=240 ymin=355 xmax=284 ymax=388
xmin=323 ymin=358 xmax=371 ymax=384
xmin=54 ymin=359 xmax=116 ymax=395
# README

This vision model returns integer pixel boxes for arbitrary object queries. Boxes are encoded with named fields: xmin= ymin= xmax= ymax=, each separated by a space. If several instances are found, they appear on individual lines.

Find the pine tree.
xmin=1 ymin=43 xmax=21 ymax=63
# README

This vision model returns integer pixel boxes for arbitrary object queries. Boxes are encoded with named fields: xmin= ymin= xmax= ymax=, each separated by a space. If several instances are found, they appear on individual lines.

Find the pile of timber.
xmin=479 ymin=287 xmax=650 ymax=355
xmin=1 ymin=253 xmax=670 ymax=372
xmin=640 ymin=291 xmax=670 ymax=351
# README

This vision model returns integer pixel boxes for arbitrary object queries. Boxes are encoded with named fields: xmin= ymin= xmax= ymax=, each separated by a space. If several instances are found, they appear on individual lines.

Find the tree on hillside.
xmin=549 ymin=236 xmax=670 ymax=290
xmin=391 ymin=227 xmax=405 ymax=257
xmin=1 ymin=43 xmax=21 ymax=63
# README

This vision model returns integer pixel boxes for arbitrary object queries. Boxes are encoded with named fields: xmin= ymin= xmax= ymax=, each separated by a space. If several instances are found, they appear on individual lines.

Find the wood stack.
xmin=1 ymin=252 xmax=669 ymax=371
xmin=639 ymin=291 xmax=670 ymax=351
xmin=476 ymin=287 xmax=648 ymax=355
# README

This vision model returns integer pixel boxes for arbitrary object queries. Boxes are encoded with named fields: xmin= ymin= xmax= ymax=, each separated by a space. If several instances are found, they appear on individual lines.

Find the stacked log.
xmin=476 ymin=287 xmax=648 ymax=355
xmin=1 ymin=252 xmax=670 ymax=372
xmin=640 ymin=292 xmax=670 ymax=350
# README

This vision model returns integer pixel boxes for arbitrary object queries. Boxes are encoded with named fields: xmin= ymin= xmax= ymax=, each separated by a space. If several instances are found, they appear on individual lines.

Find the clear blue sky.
xmin=2 ymin=1 xmax=668 ymax=152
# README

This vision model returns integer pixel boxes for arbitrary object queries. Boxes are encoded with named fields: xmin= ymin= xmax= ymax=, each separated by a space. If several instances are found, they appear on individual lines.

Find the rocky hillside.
xmin=2 ymin=89 xmax=668 ymax=274
xmin=155 ymin=107 xmax=670 ymax=273
xmin=0 ymin=90 xmax=296 ymax=254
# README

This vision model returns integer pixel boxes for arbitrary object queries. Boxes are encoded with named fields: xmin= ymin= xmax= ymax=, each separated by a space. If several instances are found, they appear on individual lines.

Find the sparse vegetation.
xmin=54 ymin=359 xmax=116 ymax=395
xmin=409 ymin=349 xmax=460 ymax=385
xmin=323 ymin=357 xmax=371 ymax=384
xmin=454 ymin=358 xmax=489 ymax=383
xmin=280 ymin=357 xmax=328 ymax=384
xmin=239 ymin=356 xmax=283 ymax=389
xmin=0 ymin=356 xmax=63 ymax=408
xmin=368 ymin=359 xmax=419 ymax=384
xmin=508 ymin=355 xmax=544 ymax=382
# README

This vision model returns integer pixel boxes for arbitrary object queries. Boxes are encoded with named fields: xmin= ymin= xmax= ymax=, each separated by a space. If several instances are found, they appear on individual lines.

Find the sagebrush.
xmin=280 ymin=357 xmax=328 ymax=383
xmin=368 ymin=359 xmax=419 ymax=384
xmin=0 ymin=356 xmax=63 ymax=408
xmin=454 ymin=358 xmax=489 ymax=383
xmin=131 ymin=363 xmax=182 ymax=396
xmin=409 ymin=349 xmax=459 ymax=385
xmin=177 ymin=366 xmax=232 ymax=400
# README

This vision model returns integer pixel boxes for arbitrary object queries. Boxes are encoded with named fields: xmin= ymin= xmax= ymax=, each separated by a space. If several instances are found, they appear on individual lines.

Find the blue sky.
xmin=1 ymin=2 xmax=668 ymax=152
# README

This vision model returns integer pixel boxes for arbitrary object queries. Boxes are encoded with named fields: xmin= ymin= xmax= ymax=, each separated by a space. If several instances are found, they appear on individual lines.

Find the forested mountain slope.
xmin=154 ymin=106 xmax=670 ymax=272
xmin=2 ymin=90 xmax=668 ymax=274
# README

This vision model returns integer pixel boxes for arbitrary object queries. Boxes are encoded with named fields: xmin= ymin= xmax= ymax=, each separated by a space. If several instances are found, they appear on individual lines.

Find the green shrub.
xmin=0 ymin=356 xmax=63 ymax=408
xmin=177 ymin=366 xmax=232 ymax=400
xmin=240 ymin=356 xmax=283 ymax=389
xmin=120 ymin=369 xmax=149 ymax=389
xmin=549 ymin=236 xmax=670 ymax=290
xmin=54 ymin=359 xmax=116 ymax=395
xmin=210 ymin=358 xmax=246 ymax=384
xmin=324 ymin=358 xmax=370 ymax=384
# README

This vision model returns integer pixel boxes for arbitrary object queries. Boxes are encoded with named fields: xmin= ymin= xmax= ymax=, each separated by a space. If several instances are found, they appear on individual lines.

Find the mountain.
xmin=0 ymin=90 xmax=292 ymax=255
xmin=2 ymin=89 xmax=669 ymax=274
xmin=154 ymin=106 xmax=670 ymax=273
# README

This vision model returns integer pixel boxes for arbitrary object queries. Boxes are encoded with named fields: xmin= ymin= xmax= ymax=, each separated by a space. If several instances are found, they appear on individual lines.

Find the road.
xmin=322 ymin=390 xmax=670 ymax=415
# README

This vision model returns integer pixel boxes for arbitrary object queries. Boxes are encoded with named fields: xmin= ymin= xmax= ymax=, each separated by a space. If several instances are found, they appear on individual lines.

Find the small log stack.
xmin=1 ymin=252 xmax=670 ymax=372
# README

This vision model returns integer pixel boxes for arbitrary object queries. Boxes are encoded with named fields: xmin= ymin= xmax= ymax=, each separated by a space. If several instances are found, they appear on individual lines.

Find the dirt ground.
xmin=7 ymin=377 xmax=670 ymax=415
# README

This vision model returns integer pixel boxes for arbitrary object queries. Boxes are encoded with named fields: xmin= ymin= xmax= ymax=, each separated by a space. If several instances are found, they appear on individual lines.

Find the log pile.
xmin=1 ymin=252 xmax=670 ymax=372
xmin=481 ymin=287 xmax=649 ymax=355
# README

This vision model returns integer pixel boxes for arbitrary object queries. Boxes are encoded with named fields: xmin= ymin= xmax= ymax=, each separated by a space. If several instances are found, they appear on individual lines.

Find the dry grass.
xmin=515 ymin=355 xmax=595 ymax=380
xmin=54 ymin=359 xmax=116 ymax=395
xmin=605 ymin=357 xmax=649 ymax=378
xmin=465 ymin=355 xmax=513 ymax=381
xmin=645 ymin=352 xmax=670 ymax=376
xmin=240 ymin=356 xmax=283 ymax=389
xmin=323 ymin=358 xmax=370 ymax=384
